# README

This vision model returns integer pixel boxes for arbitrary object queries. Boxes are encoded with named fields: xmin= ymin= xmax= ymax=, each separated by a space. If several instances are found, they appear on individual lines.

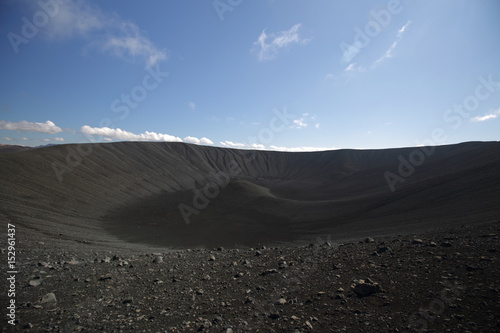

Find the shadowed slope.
xmin=0 ymin=141 xmax=499 ymax=248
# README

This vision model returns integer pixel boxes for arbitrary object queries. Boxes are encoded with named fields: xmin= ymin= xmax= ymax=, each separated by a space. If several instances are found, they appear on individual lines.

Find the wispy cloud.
xmin=253 ymin=23 xmax=309 ymax=62
xmin=0 ymin=120 xmax=62 ymax=134
xmin=218 ymin=141 xmax=335 ymax=152
xmin=289 ymin=114 xmax=320 ymax=129
xmin=187 ymin=101 xmax=196 ymax=110
xmin=343 ymin=62 xmax=366 ymax=74
xmin=291 ymin=118 xmax=307 ymax=129
xmin=373 ymin=20 xmax=411 ymax=67
xmin=470 ymin=108 xmax=500 ymax=122
xmin=268 ymin=145 xmax=337 ymax=152
xmin=43 ymin=0 xmax=166 ymax=67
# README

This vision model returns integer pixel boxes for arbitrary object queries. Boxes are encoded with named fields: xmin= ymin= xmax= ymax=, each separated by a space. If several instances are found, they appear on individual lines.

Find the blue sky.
xmin=1 ymin=0 xmax=499 ymax=150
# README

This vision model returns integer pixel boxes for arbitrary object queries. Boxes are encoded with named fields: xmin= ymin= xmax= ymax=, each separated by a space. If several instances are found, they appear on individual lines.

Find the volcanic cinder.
xmin=1 ymin=141 xmax=499 ymax=249
xmin=1 ymin=141 xmax=500 ymax=332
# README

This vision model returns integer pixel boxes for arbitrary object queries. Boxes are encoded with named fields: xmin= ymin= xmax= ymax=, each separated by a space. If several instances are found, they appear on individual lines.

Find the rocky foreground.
xmin=4 ymin=221 xmax=500 ymax=332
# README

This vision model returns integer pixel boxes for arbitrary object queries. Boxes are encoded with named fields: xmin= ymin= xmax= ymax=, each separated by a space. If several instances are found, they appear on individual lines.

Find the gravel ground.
xmin=3 ymin=220 xmax=499 ymax=332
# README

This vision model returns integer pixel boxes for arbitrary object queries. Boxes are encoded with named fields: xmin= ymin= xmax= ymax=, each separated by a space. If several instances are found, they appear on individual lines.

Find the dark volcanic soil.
xmin=1 ymin=141 xmax=500 ymax=332
xmin=3 ymin=221 xmax=500 ymax=332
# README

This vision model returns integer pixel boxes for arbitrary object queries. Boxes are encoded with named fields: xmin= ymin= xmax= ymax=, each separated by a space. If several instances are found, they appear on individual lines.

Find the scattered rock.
xmin=412 ymin=239 xmax=424 ymax=244
xmin=269 ymin=312 xmax=280 ymax=320
xmin=208 ymin=255 xmax=216 ymax=261
xmin=261 ymin=269 xmax=279 ymax=276
xmin=377 ymin=246 xmax=393 ymax=254
xmin=152 ymin=256 xmax=163 ymax=264
xmin=275 ymin=298 xmax=287 ymax=305
xmin=364 ymin=237 xmax=375 ymax=243
xmin=352 ymin=280 xmax=382 ymax=297
xmin=29 ymin=277 xmax=42 ymax=287
xmin=39 ymin=293 xmax=57 ymax=304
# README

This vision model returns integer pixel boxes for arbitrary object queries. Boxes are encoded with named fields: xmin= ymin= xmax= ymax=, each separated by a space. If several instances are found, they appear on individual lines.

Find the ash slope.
xmin=0 ymin=141 xmax=499 ymax=249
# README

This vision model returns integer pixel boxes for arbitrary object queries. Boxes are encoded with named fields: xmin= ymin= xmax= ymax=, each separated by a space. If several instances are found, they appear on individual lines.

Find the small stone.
xmin=40 ymin=293 xmax=57 ymax=304
xmin=208 ymin=255 xmax=216 ymax=261
xmin=23 ymin=323 xmax=33 ymax=329
xmin=29 ymin=278 xmax=42 ymax=287
xmin=364 ymin=237 xmax=375 ymax=243
xmin=261 ymin=269 xmax=279 ymax=276
xmin=412 ymin=239 xmax=424 ymax=244
xmin=255 ymin=250 xmax=262 ymax=256
xmin=377 ymin=246 xmax=392 ymax=254
xmin=429 ymin=241 xmax=437 ymax=247
xmin=275 ymin=298 xmax=287 ymax=305
xmin=305 ymin=321 xmax=313 ymax=329
xmin=269 ymin=313 xmax=280 ymax=320
xmin=352 ymin=280 xmax=382 ymax=297
xmin=153 ymin=256 xmax=163 ymax=264
xmin=225 ymin=329 xmax=234 ymax=333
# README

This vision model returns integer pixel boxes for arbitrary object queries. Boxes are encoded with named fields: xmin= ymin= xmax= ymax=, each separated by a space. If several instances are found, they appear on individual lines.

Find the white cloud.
xmin=344 ymin=62 xmax=366 ymax=74
xmin=373 ymin=21 xmax=411 ymax=67
xmin=291 ymin=118 xmax=308 ymax=129
xmin=20 ymin=137 xmax=29 ymax=141
xmin=1 ymin=137 xmax=13 ymax=141
xmin=268 ymin=145 xmax=338 ymax=152
xmin=43 ymin=1 xmax=166 ymax=67
xmin=187 ymin=101 xmax=196 ymax=110
xmin=253 ymin=23 xmax=309 ymax=62
xmin=80 ymin=126 xmax=182 ymax=142
xmin=54 ymin=137 xmax=65 ymax=142
xmin=217 ymin=141 xmax=335 ymax=152
xmin=184 ymin=136 xmax=214 ymax=145
xmin=470 ymin=109 xmax=500 ymax=122
xmin=397 ymin=20 xmax=412 ymax=37
xmin=315 ymin=123 xmax=320 ymax=129
xmin=219 ymin=141 xmax=246 ymax=148
xmin=0 ymin=120 xmax=62 ymax=134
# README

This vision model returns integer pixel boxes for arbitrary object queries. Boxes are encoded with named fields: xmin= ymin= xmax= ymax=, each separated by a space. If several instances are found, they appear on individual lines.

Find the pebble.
xmin=40 ymin=292 xmax=57 ymax=304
